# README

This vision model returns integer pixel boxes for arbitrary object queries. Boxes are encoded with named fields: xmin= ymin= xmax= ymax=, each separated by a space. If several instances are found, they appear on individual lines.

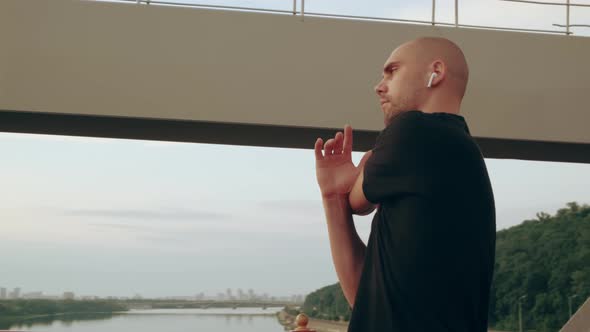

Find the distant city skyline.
xmin=0 ymin=285 xmax=305 ymax=303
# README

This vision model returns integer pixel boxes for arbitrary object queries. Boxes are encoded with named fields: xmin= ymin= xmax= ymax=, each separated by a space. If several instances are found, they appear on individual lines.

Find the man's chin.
xmin=383 ymin=113 xmax=394 ymax=127
xmin=383 ymin=109 xmax=399 ymax=126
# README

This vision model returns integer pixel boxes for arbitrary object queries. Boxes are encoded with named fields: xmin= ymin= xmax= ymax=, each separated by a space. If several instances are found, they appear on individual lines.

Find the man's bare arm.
xmin=315 ymin=126 xmax=369 ymax=308
xmin=322 ymin=194 xmax=367 ymax=308
xmin=349 ymin=158 xmax=378 ymax=216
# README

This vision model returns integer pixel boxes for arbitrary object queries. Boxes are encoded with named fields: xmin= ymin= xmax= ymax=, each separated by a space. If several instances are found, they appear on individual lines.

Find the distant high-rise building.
xmin=0 ymin=288 xmax=6 ymax=299
xmin=11 ymin=287 xmax=21 ymax=299
xmin=63 ymin=292 xmax=75 ymax=300
xmin=297 ymin=294 xmax=305 ymax=303
xmin=248 ymin=289 xmax=254 ymax=300
xmin=226 ymin=288 xmax=232 ymax=300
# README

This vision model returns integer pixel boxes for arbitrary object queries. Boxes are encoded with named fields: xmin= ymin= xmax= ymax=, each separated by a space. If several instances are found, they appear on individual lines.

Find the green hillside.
xmin=301 ymin=282 xmax=351 ymax=321
xmin=490 ymin=202 xmax=589 ymax=331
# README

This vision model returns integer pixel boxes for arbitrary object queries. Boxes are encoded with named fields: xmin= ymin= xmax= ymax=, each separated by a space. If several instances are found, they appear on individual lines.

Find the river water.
xmin=8 ymin=307 xmax=287 ymax=332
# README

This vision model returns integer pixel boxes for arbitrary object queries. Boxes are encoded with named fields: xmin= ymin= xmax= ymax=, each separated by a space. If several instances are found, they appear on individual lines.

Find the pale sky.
xmin=1 ymin=0 xmax=589 ymax=299
xmin=1 ymin=133 xmax=588 ymax=299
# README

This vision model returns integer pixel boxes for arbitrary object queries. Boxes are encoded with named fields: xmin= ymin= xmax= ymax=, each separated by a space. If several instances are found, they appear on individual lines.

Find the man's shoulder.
xmin=376 ymin=110 xmax=479 ymax=166
xmin=381 ymin=110 xmax=464 ymax=143
xmin=383 ymin=110 xmax=425 ymax=131
xmin=384 ymin=110 xmax=464 ymax=133
xmin=377 ymin=111 xmax=425 ymax=144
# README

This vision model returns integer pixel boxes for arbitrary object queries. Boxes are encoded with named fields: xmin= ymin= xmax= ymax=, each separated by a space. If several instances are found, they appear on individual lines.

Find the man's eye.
xmin=382 ymin=67 xmax=396 ymax=79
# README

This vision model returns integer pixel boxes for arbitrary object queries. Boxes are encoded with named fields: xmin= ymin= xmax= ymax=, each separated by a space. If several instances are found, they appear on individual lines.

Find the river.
xmin=7 ymin=307 xmax=287 ymax=332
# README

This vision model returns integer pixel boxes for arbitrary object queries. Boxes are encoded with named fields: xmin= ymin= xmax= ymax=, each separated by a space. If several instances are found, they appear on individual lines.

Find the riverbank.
xmin=0 ymin=300 xmax=128 ymax=330
xmin=277 ymin=310 xmax=348 ymax=332
xmin=276 ymin=310 xmax=511 ymax=332
xmin=0 ymin=312 xmax=123 ymax=331
xmin=0 ymin=299 xmax=128 ymax=316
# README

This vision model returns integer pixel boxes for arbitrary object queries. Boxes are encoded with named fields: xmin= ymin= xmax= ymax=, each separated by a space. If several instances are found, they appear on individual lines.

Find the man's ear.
xmin=428 ymin=60 xmax=445 ymax=87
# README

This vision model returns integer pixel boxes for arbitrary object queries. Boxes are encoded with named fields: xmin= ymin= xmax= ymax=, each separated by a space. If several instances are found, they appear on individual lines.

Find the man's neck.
xmin=420 ymin=96 xmax=462 ymax=115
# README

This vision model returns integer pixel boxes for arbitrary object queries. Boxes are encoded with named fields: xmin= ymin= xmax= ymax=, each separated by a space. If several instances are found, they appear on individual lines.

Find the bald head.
xmin=375 ymin=37 xmax=470 ymax=123
xmin=400 ymin=37 xmax=469 ymax=98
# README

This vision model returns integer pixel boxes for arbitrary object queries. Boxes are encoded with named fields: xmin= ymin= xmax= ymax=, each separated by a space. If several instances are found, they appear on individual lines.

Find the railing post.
xmin=301 ymin=0 xmax=305 ymax=22
xmin=454 ymin=0 xmax=458 ymax=27
xmin=293 ymin=0 xmax=297 ymax=15
xmin=566 ymin=0 xmax=570 ymax=35
xmin=432 ymin=0 xmax=436 ymax=26
xmin=290 ymin=313 xmax=316 ymax=332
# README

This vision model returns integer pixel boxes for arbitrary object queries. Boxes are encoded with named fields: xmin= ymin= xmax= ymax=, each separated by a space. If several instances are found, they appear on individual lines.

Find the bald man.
xmin=314 ymin=37 xmax=495 ymax=331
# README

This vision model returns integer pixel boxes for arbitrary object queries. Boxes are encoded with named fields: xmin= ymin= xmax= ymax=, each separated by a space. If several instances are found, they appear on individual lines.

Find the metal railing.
xmin=500 ymin=0 xmax=590 ymax=35
xmin=112 ymin=0 xmax=590 ymax=36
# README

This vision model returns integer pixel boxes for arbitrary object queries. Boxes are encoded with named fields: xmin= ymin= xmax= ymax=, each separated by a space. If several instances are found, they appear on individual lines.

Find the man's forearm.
xmin=349 ymin=169 xmax=377 ymax=216
xmin=322 ymin=194 xmax=367 ymax=308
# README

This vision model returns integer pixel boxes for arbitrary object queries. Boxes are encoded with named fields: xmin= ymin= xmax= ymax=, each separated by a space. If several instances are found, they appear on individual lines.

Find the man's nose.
xmin=374 ymin=79 xmax=387 ymax=95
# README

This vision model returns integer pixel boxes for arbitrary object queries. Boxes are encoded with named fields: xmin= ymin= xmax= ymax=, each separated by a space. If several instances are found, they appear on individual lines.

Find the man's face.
xmin=374 ymin=44 xmax=427 ymax=125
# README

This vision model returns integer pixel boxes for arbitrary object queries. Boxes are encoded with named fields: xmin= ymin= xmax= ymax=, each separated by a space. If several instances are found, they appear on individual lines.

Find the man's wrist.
xmin=321 ymin=193 xmax=348 ymax=201
xmin=321 ymin=193 xmax=352 ymax=212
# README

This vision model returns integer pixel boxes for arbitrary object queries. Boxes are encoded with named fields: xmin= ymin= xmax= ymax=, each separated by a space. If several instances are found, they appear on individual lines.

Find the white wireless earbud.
xmin=427 ymin=72 xmax=438 ymax=88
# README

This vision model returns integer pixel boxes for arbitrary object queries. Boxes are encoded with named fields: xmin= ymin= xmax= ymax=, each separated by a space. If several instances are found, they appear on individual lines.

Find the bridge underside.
xmin=1 ymin=0 xmax=588 ymax=163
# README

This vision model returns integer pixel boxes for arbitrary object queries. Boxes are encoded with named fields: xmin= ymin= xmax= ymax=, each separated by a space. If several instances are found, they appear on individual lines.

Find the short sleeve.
xmin=362 ymin=112 xmax=434 ymax=204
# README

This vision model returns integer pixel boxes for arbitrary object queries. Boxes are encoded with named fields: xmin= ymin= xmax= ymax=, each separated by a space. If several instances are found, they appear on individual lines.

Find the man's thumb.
xmin=358 ymin=150 xmax=373 ymax=169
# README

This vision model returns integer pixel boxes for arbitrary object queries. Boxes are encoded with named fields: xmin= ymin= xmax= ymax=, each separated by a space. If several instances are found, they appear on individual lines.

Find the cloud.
xmin=88 ymin=223 xmax=156 ymax=232
xmin=256 ymin=199 xmax=324 ymax=217
xmin=62 ymin=208 xmax=231 ymax=221
xmin=60 ymin=205 xmax=330 ymax=239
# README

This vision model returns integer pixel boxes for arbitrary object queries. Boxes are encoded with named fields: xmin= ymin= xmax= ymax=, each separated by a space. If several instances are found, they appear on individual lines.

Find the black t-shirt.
xmin=348 ymin=110 xmax=496 ymax=332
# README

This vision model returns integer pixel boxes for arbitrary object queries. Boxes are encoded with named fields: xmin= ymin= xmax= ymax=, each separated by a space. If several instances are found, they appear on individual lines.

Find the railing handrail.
xmin=109 ymin=0 xmax=588 ymax=37
xmin=500 ymin=0 xmax=590 ymax=8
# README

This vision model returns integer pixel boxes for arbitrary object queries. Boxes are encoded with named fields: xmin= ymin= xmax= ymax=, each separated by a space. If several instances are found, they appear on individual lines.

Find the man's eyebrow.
xmin=383 ymin=61 xmax=401 ymax=73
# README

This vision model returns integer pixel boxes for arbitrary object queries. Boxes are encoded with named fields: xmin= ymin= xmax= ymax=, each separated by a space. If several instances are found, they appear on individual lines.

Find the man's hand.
xmin=315 ymin=125 xmax=371 ymax=200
